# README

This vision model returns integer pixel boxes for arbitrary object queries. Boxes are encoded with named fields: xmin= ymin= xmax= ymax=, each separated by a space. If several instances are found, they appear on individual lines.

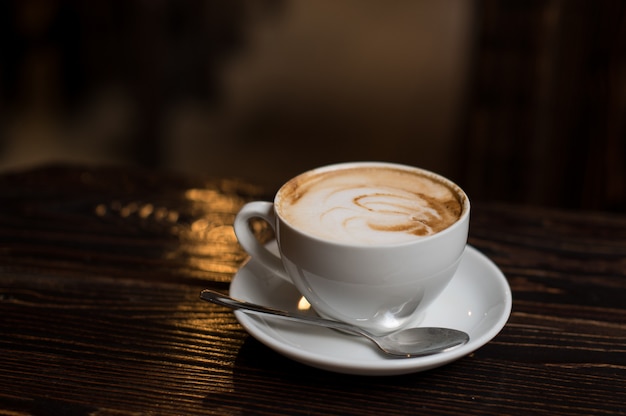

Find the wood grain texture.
xmin=0 ymin=165 xmax=624 ymax=415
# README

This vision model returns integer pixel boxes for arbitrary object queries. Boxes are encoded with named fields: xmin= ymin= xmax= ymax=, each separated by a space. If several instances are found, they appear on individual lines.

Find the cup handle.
xmin=233 ymin=201 xmax=291 ymax=282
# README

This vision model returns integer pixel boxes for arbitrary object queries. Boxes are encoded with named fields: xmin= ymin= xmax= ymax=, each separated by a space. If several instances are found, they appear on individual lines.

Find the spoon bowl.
xmin=200 ymin=289 xmax=469 ymax=358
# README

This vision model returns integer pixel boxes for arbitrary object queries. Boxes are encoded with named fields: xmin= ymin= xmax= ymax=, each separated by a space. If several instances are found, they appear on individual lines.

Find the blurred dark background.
xmin=0 ymin=0 xmax=624 ymax=211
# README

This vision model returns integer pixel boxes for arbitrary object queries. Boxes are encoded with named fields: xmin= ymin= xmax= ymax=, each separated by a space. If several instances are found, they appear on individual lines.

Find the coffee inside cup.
xmin=277 ymin=164 xmax=465 ymax=245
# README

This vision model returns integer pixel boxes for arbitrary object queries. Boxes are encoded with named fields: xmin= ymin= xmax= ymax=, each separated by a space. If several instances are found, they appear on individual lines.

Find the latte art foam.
xmin=278 ymin=166 xmax=463 ymax=245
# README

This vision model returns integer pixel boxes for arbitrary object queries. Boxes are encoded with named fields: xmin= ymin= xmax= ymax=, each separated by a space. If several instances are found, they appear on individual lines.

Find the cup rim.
xmin=274 ymin=161 xmax=470 ymax=248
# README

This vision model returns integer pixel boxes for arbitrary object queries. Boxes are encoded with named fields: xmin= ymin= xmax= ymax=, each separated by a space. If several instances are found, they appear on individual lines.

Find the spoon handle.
xmin=200 ymin=289 xmax=365 ymax=336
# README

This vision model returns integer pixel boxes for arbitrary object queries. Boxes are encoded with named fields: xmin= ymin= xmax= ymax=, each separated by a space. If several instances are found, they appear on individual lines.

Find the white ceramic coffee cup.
xmin=233 ymin=162 xmax=470 ymax=335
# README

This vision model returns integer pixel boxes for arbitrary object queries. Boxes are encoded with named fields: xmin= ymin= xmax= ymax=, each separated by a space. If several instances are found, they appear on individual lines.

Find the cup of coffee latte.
xmin=234 ymin=162 xmax=470 ymax=335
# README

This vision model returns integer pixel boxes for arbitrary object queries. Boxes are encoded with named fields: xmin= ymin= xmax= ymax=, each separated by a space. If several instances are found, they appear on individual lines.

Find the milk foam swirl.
xmin=278 ymin=166 xmax=463 ymax=245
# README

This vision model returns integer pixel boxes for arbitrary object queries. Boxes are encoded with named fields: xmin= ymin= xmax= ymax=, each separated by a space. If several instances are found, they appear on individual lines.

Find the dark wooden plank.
xmin=0 ymin=166 xmax=625 ymax=415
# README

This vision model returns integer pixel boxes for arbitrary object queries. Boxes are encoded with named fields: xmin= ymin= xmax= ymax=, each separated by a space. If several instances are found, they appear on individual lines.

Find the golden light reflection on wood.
xmin=94 ymin=200 xmax=180 ymax=224
xmin=91 ymin=183 xmax=258 ymax=280
xmin=154 ymin=206 xmax=170 ymax=221
xmin=152 ymin=186 xmax=252 ymax=279
xmin=184 ymin=258 xmax=241 ymax=275
xmin=187 ymin=222 xmax=237 ymax=242
xmin=139 ymin=203 xmax=154 ymax=218
xmin=95 ymin=203 xmax=107 ymax=216
xmin=185 ymin=188 xmax=244 ymax=213
xmin=119 ymin=202 xmax=139 ymax=217
xmin=190 ymin=218 xmax=211 ymax=232
xmin=185 ymin=188 xmax=221 ymax=201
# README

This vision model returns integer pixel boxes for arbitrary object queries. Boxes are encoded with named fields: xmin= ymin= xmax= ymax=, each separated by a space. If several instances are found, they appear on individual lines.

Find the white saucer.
xmin=229 ymin=242 xmax=512 ymax=376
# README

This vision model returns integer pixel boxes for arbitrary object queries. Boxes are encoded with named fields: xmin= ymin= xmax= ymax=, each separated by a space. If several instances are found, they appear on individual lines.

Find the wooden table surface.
xmin=0 ymin=165 xmax=624 ymax=415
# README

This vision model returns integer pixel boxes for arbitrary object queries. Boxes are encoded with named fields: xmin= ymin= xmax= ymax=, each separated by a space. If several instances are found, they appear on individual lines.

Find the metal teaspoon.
xmin=200 ymin=289 xmax=470 ymax=358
